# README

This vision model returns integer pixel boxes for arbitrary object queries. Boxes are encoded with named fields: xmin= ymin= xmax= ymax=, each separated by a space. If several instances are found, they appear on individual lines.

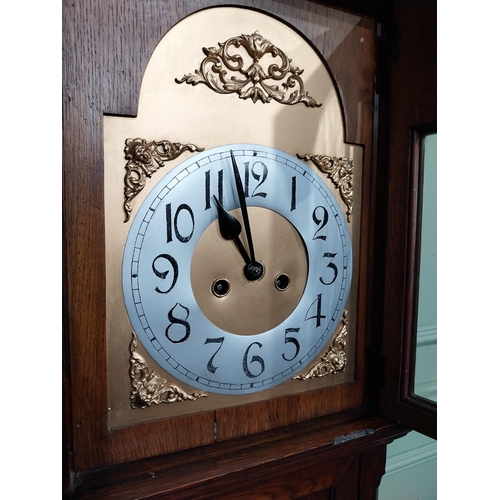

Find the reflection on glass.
xmin=414 ymin=133 xmax=437 ymax=402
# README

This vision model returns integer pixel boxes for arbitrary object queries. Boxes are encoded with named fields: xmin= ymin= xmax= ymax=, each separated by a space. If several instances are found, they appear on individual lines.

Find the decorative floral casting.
xmin=175 ymin=31 xmax=321 ymax=107
xmin=123 ymin=138 xmax=204 ymax=222
xmin=298 ymin=154 xmax=354 ymax=223
xmin=129 ymin=332 xmax=207 ymax=408
xmin=293 ymin=311 xmax=348 ymax=380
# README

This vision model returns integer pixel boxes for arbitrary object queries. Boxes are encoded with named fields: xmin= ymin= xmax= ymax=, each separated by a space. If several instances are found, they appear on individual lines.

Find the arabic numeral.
xmin=204 ymin=337 xmax=225 ymax=374
xmin=243 ymin=342 xmax=265 ymax=378
xmin=282 ymin=328 xmax=300 ymax=362
xmin=244 ymin=160 xmax=268 ymax=198
xmin=165 ymin=303 xmax=190 ymax=343
xmin=320 ymin=252 xmax=338 ymax=285
xmin=304 ymin=294 xmax=326 ymax=328
xmin=312 ymin=206 xmax=329 ymax=241
xmin=166 ymin=203 xmax=195 ymax=243
xmin=151 ymin=254 xmax=179 ymax=294
xmin=205 ymin=169 xmax=224 ymax=210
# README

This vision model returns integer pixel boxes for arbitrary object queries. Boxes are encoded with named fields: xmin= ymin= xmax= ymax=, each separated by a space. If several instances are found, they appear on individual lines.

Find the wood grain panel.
xmin=216 ymin=384 xmax=363 ymax=441
xmin=69 ymin=410 xmax=407 ymax=499
xmin=298 ymin=489 xmax=333 ymax=500
xmin=358 ymin=446 xmax=387 ymax=500
xmin=332 ymin=455 xmax=359 ymax=500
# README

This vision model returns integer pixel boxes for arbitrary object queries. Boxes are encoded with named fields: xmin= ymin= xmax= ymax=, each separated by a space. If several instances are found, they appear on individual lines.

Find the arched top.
xmin=133 ymin=6 xmax=348 ymax=155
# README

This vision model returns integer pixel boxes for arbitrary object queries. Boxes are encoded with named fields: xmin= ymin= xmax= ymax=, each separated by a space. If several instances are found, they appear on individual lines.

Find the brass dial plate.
xmin=191 ymin=207 xmax=308 ymax=336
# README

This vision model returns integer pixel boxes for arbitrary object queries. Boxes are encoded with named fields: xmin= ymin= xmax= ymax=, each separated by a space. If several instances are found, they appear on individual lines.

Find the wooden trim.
xmin=68 ymin=410 xmax=407 ymax=499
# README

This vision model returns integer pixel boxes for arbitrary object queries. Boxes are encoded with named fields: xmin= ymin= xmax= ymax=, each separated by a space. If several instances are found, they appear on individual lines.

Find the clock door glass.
xmin=103 ymin=4 xmax=366 ymax=430
xmin=413 ymin=132 xmax=437 ymax=403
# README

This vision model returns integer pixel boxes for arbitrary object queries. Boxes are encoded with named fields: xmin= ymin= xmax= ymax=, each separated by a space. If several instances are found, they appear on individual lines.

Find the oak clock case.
xmin=104 ymin=7 xmax=363 ymax=429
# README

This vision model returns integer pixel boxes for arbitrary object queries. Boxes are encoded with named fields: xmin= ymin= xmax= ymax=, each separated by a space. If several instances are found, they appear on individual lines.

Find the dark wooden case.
xmin=63 ymin=0 xmax=436 ymax=497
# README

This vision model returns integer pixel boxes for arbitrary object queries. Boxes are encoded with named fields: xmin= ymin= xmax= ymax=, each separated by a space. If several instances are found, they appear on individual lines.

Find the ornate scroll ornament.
xmin=123 ymin=138 xmax=204 ymax=222
xmin=129 ymin=332 xmax=207 ymax=408
xmin=298 ymin=154 xmax=354 ymax=223
xmin=293 ymin=311 xmax=348 ymax=381
xmin=175 ymin=31 xmax=322 ymax=107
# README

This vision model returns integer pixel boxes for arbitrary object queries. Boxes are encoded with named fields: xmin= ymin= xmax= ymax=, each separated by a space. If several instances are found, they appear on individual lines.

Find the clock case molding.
xmin=63 ymin=0 xmax=436 ymax=497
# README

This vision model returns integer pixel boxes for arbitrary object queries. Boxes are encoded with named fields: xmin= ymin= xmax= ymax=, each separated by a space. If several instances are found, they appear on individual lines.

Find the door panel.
xmin=377 ymin=0 xmax=437 ymax=438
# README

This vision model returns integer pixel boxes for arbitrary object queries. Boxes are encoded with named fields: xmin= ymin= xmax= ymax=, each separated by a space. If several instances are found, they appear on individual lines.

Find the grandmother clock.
xmin=63 ymin=0 xmax=436 ymax=498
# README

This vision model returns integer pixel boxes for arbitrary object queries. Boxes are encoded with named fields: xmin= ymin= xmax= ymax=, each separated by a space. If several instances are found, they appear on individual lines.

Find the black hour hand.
xmin=213 ymin=196 xmax=251 ymax=265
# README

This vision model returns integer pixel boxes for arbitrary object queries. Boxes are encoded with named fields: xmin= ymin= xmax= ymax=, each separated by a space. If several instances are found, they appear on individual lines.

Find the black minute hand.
xmin=230 ymin=150 xmax=256 ymax=263
xmin=230 ymin=150 xmax=264 ymax=281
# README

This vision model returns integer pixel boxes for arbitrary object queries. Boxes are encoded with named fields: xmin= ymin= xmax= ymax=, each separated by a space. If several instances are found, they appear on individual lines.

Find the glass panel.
xmin=414 ymin=133 xmax=437 ymax=402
